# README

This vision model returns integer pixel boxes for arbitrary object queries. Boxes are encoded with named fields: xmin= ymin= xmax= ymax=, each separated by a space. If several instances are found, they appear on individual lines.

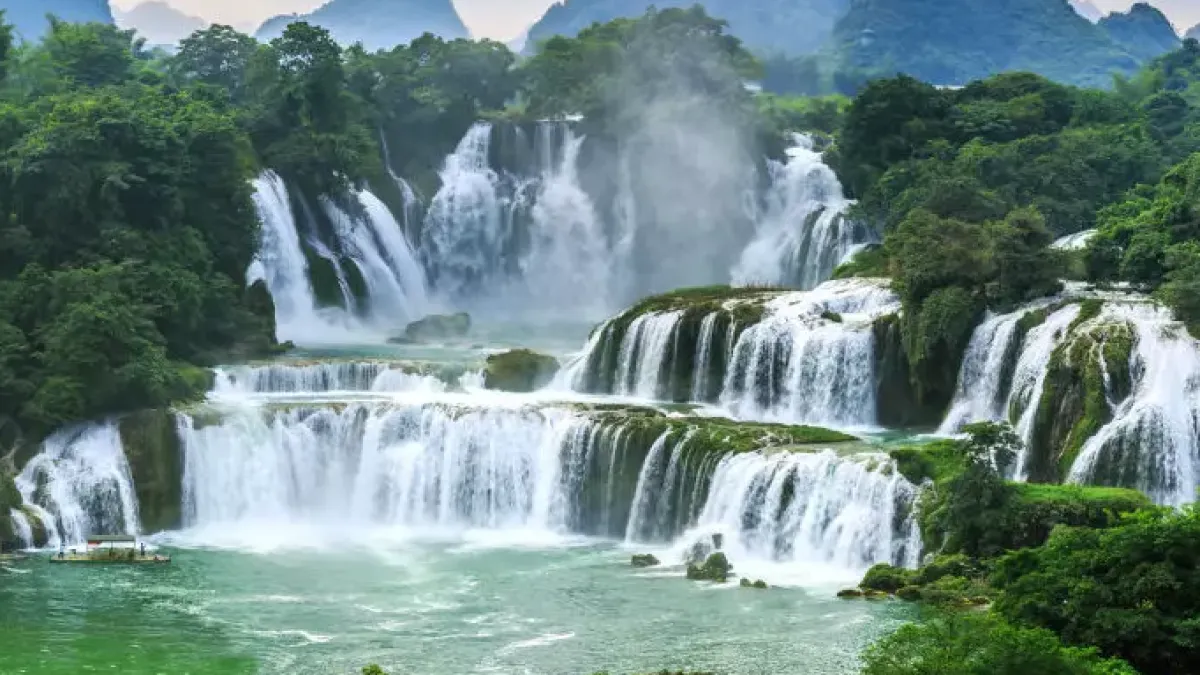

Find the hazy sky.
xmin=108 ymin=0 xmax=559 ymax=39
xmin=106 ymin=0 xmax=1200 ymax=40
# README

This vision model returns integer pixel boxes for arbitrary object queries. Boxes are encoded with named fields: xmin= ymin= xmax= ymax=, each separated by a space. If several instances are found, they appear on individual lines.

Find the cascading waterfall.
xmin=722 ymin=280 xmax=900 ymax=427
xmin=9 ymin=509 xmax=33 ymax=548
xmin=939 ymin=303 xmax=1054 ymax=434
xmin=691 ymin=313 xmax=721 ymax=401
xmin=1067 ymin=304 xmax=1200 ymax=505
xmin=248 ymin=172 xmax=429 ymax=343
xmin=688 ymin=452 xmax=921 ymax=569
xmin=212 ymin=362 xmax=449 ymax=395
xmin=1052 ymin=229 xmax=1097 ymax=250
xmin=615 ymin=312 xmax=686 ymax=399
xmin=15 ymin=423 xmax=139 ymax=547
xmin=732 ymin=134 xmax=869 ymax=289
xmin=1004 ymin=305 xmax=1082 ymax=478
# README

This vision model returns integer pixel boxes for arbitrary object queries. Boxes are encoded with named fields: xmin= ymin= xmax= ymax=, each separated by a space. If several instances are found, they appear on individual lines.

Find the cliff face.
xmin=1099 ymin=3 xmax=1181 ymax=62
xmin=255 ymin=0 xmax=469 ymax=50
xmin=0 ymin=0 xmax=114 ymax=41
xmin=524 ymin=0 xmax=851 ymax=57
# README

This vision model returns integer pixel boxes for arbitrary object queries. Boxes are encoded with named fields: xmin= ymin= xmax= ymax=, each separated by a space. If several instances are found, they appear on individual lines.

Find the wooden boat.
xmin=49 ymin=534 xmax=170 ymax=564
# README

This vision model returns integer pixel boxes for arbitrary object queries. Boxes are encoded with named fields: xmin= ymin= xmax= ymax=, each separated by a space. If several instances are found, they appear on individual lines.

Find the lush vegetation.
xmin=856 ymin=423 xmax=1200 ymax=675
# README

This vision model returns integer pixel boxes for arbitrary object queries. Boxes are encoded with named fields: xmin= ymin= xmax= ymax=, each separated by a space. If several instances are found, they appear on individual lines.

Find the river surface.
xmin=0 ymin=539 xmax=910 ymax=674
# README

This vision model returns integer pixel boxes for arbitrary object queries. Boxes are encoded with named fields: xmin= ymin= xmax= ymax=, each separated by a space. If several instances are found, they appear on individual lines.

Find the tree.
xmin=862 ymin=613 xmax=1137 ymax=675
xmin=43 ymin=19 xmax=142 ymax=88
xmin=171 ymin=24 xmax=260 ymax=100
xmin=992 ymin=505 xmax=1200 ymax=674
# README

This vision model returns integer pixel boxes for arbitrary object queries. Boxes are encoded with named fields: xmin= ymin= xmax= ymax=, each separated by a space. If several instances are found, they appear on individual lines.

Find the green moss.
xmin=686 ymin=551 xmax=732 ymax=582
xmin=119 ymin=409 xmax=184 ymax=533
xmin=0 ymin=471 xmax=20 ymax=549
xmin=889 ymin=440 xmax=964 ymax=484
xmin=1067 ymin=298 xmax=1104 ymax=334
xmin=860 ymin=563 xmax=916 ymax=592
xmin=834 ymin=245 xmax=889 ymax=279
xmin=1026 ymin=320 xmax=1133 ymax=482
xmin=483 ymin=349 xmax=560 ymax=393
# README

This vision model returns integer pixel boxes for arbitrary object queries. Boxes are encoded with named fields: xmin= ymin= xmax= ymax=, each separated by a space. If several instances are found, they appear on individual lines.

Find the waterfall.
xmin=721 ymin=279 xmax=900 ymax=428
xmin=939 ymin=304 xmax=1052 ymax=434
xmin=614 ymin=312 xmax=686 ymax=398
xmin=521 ymin=127 xmax=612 ymax=315
xmin=691 ymin=313 xmax=721 ymax=401
xmin=732 ymin=134 xmax=867 ymax=289
xmin=9 ymin=509 xmax=33 ymax=548
xmin=248 ymin=172 xmax=429 ymax=343
xmin=1067 ymin=304 xmax=1200 ymax=505
xmin=422 ymin=122 xmax=513 ymax=303
xmin=15 ymin=423 xmax=139 ymax=547
xmin=688 ymin=452 xmax=921 ymax=569
xmin=1006 ymin=305 xmax=1082 ymax=478
xmin=212 ymin=362 xmax=449 ymax=395
xmin=1052 ymin=229 xmax=1097 ymax=250
xmin=247 ymin=172 xmax=333 ymax=343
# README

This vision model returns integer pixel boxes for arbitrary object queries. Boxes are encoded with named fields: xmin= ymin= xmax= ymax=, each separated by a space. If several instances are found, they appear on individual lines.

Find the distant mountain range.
xmin=524 ymin=0 xmax=1183 ymax=88
xmin=832 ymin=0 xmax=1177 ymax=88
xmin=1098 ymin=2 xmax=1181 ymax=61
xmin=255 ymin=0 xmax=469 ymax=50
xmin=1190 ymin=24 xmax=1200 ymax=41
xmin=1070 ymin=0 xmax=1105 ymax=23
xmin=525 ymin=0 xmax=851 ymax=57
xmin=0 ymin=0 xmax=112 ymax=40
xmin=113 ymin=1 xmax=207 ymax=46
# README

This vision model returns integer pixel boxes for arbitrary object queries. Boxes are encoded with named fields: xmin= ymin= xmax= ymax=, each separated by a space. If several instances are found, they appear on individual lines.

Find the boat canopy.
xmin=86 ymin=535 xmax=136 ymax=545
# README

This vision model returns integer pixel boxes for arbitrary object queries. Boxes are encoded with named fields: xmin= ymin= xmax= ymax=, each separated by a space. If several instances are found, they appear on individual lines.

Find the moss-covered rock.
xmin=837 ymin=588 xmax=864 ymax=598
xmin=0 ymin=471 xmax=21 ymax=550
xmin=483 ymin=350 xmax=559 ymax=392
xmin=686 ymin=551 xmax=732 ymax=582
xmin=631 ymin=553 xmax=660 ymax=568
xmin=1025 ymin=318 xmax=1134 ymax=482
xmin=860 ymin=563 xmax=917 ymax=593
xmin=119 ymin=409 xmax=183 ymax=533
xmin=20 ymin=506 xmax=48 ymax=547
xmin=739 ymin=578 xmax=768 ymax=589
xmin=888 ymin=440 xmax=963 ymax=485
xmin=873 ymin=314 xmax=942 ymax=427
xmin=574 ymin=286 xmax=784 ymax=402
xmin=398 ymin=313 xmax=472 ymax=343
xmin=896 ymin=585 xmax=922 ymax=601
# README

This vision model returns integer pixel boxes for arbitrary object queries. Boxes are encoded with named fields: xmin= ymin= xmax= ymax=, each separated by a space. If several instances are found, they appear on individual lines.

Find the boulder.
xmin=396 ymin=313 xmax=471 ymax=343
xmin=686 ymin=552 xmax=732 ymax=582
xmin=483 ymin=350 xmax=560 ymax=393
xmin=631 ymin=553 xmax=660 ymax=568
xmin=837 ymin=588 xmax=864 ymax=598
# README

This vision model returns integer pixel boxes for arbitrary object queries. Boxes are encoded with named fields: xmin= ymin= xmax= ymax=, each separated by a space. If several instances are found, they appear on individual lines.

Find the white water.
xmin=1004 ymin=305 xmax=1082 ymax=478
xmin=686 ymin=452 xmax=921 ymax=570
xmin=721 ymin=280 xmax=900 ymax=428
xmin=212 ymin=363 xmax=449 ymax=395
xmin=15 ymin=423 xmax=140 ymax=547
xmin=614 ymin=312 xmax=685 ymax=399
xmin=248 ymin=172 xmax=429 ymax=344
xmin=1052 ymin=229 xmax=1097 ymax=251
xmin=9 ymin=509 xmax=33 ymax=548
xmin=1067 ymin=304 xmax=1200 ymax=505
xmin=733 ymin=134 xmax=866 ymax=289
xmin=691 ymin=313 xmax=721 ymax=401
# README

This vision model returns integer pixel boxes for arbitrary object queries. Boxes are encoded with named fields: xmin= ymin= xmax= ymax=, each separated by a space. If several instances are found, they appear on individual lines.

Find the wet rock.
xmin=837 ymin=588 xmax=864 ymax=598
xmin=686 ymin=552 xmax=732 ymax=582
xmin=631 ymin=553 xmax=660 ymax=568
xmin=483 ymin=350 xmax=560 ymax=392
xmin=396 ymin=313 xmax=472 ymax=343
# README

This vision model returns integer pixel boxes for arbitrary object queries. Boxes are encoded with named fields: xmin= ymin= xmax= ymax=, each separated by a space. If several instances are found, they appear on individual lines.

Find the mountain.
xmin=1189 ymin=24 xmax=1200 ymax=41
xmin=830 ymin=0 xmax=1144 ymax=88
xmin=255 ymin=0 xmax=469 ymax=50
xmin=113 ymin=1 xmax=207 ymax=46
xmin=1070 ymin=0 xmax=1104 ymax=23
xmin=0 ymin=0 xmax=113 ymax=41
xmin=524 ymin=0 xmax=852 ymax=57
xmin=1099 ymin=3 xmax=1180 ymax=62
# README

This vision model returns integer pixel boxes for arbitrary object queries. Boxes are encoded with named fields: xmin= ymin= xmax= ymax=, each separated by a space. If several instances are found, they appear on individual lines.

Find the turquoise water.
xmin=0 ymin=540 xmax=912 ymax=674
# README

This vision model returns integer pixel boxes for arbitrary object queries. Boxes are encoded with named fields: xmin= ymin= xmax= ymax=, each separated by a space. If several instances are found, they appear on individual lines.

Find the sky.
xmin=106 ymin=0 xmax=1200 ymax=41
xmin=107 ymin=0 xmax=559 ymax=39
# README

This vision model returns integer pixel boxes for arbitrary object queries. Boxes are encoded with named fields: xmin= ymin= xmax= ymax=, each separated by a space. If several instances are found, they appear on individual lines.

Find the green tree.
xmin=992 ymin=505 xmax=1200 ymax=674
xmin=43 ymin=19 xmax=141 ymax=88
xmin=862 ymin=613 xmax=1137 ymax=675
xmin=171 ymin=24 xmax=259 ymax=100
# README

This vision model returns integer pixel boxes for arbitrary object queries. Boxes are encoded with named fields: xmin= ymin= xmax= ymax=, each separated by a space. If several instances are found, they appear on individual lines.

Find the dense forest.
xmin=2 ymin=6 xmax=1200 ymax=673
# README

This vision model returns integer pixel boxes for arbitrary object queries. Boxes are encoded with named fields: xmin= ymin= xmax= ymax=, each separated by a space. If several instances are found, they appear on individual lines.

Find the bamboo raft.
xmin=48 ymin=534 xmax=171 ymax=564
